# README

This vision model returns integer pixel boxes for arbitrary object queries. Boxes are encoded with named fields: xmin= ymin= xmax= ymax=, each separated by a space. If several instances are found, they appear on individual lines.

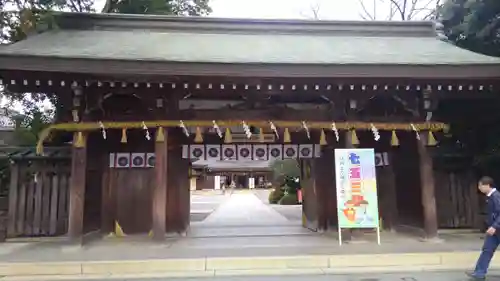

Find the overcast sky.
xmin=209 ymin=0 xmax=360 ymax=20
xmin=94 ymin=0 xmax=361 ymax=20
xmin=93 ymin=0 xmax=439 ymax=21
xmin=3 ymin=0 xmax=440 ymax=112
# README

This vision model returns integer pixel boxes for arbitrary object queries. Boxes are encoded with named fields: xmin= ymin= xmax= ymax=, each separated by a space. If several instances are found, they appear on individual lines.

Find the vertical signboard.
xmin=334 ymin=148 xmax=380 ymax=245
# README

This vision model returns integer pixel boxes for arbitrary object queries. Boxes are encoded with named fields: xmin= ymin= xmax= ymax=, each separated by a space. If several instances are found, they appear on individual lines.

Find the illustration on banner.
xmin=335 ymin=149 xmax=379 ymax=228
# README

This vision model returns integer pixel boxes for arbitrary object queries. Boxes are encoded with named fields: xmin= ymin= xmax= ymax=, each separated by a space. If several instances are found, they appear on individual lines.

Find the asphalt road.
xmin=51 ymin=271 xmax=500 ymax=281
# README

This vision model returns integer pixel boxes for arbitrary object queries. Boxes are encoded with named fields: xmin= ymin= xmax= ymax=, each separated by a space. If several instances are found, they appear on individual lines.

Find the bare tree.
xmin=358 ymin=0 xmax=441 ymax=21
xmin=300 ymin=1 xmax=322 ymax=20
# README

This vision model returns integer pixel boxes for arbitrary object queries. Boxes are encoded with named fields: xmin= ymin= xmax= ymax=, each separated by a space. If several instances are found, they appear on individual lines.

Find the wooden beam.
xmin=417 ymin=137 xmax=439 ymax=239
xmin=152 ymin=127 xmax=168 ymax=240
xmin=68 ymin=133 xmax=88 ymax=241
xmin=179 ymin=109 xmax=342 ymax=121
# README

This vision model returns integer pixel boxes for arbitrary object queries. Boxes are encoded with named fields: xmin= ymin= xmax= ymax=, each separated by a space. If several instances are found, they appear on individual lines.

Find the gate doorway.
xmin=184 ymin=143 xmax=322 ymax=237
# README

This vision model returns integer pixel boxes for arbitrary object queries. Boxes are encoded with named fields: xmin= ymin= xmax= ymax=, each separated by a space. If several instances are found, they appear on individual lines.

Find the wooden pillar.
xmin=376 ymin=156 xmax=398 ymax=230
xmin=165 ymin=129 xmax=189 ymax=234
xmin=321 ymin=146 xmax=337 ymax=229
xmin=313 ymin=147 xmax=336 ymax=231
xmin=152 ymin=127 xmax=168 ymax=240
xmin=68 ymin=132 xmax=88 ymax=241
xmin=417 ymin=137 xmax=438 ymax=239
xmin=100 ymin=168 xmax=114 ymax=234
xmin=312 ymin=158 xmax=327 ymax=231
xmin=7 ymin=163 xmax=19 ymax=237
xmin=178 ymin=158 xmax=190 ymax=233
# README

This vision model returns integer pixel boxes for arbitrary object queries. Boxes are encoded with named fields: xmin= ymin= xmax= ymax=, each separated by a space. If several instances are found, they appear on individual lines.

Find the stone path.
xmin=199 ymin=192 xmax=292 ymax=227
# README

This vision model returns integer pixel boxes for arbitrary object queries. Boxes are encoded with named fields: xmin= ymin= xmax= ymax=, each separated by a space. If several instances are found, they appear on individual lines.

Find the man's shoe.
xmin=465 ymin=271 xmax=486 ymax=280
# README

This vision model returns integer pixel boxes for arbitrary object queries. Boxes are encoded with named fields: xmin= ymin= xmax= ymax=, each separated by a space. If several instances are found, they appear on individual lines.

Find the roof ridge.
xmin=53 ymin=12 xmax=437 ymax=38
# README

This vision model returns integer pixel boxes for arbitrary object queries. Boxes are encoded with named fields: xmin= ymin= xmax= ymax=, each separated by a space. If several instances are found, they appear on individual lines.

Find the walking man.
xmin=467 ymin=176 xmax=500 ymax=280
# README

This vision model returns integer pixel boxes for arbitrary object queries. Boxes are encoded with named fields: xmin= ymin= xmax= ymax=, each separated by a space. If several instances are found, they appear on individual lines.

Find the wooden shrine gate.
xmin=0 ymin=12 xmax=498 ymax=243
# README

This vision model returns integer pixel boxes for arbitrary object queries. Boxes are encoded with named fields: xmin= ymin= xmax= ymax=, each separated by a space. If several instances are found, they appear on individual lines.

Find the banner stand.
xmin=334 ymin=148 xmax=382 ymax=246
xmin=376 ymin=225 xmax=381 ymax=245
xmin=338 ymin=225 xmax=343 ymax=246
xmin=337 ymin=226 xmax=381 ymax=246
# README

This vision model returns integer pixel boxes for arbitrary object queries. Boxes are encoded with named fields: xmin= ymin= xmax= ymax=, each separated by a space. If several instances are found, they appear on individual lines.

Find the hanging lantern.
xmin=114 ymin=221 xmax=126 ymax=237
xmin=319 ymin=129 xmax=327 ymax=145
xmin=74 ymin=132 xmax=85 ymax=147
xmin=156 ymin=127 xmax=165 ymax=142
xmin=121 ymin=128 xmax=127 ymax=143
xmin=427 ymin=131 xmax=437 ymax=146
xmin=391 ymin=130 xmax=399 ymax=147
xmin=224 ymin=128 xmax=232 ymax=143
xmin=194 ymin=127 xmax=203 ymax=143
xmin=351 ymin=130 xmax=359 ymax=146
xmin=283 ymin=128 xmax=291 ymax=143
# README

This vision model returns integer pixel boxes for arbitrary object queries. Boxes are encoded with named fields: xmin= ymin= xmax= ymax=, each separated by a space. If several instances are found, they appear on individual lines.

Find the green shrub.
xmin=268 ymin=187 xmax=285 ymax=204
xmin=279 ymin=193 xmax=299 ymax=205
xmin=283 ymin=184 xmax=298 ymax=195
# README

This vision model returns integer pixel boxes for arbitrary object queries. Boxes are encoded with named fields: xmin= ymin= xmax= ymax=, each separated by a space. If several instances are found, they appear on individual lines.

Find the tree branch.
xmin=300 ymin=1 xmax=322 ymax=20
xmin=388 ymin=0 xmax=406 ymax=20
xmin=357 ymin=0 xmax=376 ymax=20
xmin=409 ymin=0 xmax=438 ymax=20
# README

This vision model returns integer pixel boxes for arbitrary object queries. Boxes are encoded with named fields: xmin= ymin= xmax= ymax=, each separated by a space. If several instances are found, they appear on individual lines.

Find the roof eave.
xmin=54 ymin=12 xmax=437 ymax=37
xmin=1 ymin=55 xmax=500 ymax=79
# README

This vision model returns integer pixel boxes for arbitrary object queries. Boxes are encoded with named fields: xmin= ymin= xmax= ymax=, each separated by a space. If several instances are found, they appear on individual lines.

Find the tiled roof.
xmin=0 ymin=12 xmax=498 ymax=66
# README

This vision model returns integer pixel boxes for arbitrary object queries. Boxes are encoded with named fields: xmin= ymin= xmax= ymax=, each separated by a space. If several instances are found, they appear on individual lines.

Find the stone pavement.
xmin=0 ymin=191 xmax=497 ymax=279
xmin=252 ymin=189 xmax=303 ymax=222
xmin=199 ymin=192 xmax=292 ymax=227
xmin=190 ymin=192 xmax=228 ymax=223
xmin=4 ymin=270 xmax=500 ymax=281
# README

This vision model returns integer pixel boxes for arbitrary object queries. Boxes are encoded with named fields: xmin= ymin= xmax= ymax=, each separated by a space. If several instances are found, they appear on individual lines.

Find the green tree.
xmin=270 ymin=159 xmax=301 ymax=193
xmin=435 ymin=0 xmax=500 ymax=178
xmin=12 ymin=109 xmax=52 ymax=146
xmin=1 ymin=0 xmax=94 ymax=43
xmin=0 ymin=0 xmax=212 ymax=129
xmin=102 ymin=0 xmax=211 ymax=15
xmin=0 ymin=1 xmax=94 ymax=125
xmin=440 ymin=0 xmax=500 ymax=57
xmin=270 ymin=159 xmax=300 ymax=180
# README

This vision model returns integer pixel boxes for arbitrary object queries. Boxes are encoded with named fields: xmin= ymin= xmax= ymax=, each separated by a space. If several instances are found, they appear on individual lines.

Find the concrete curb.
xmin=0 ymin=251 xmax=494 ymax=279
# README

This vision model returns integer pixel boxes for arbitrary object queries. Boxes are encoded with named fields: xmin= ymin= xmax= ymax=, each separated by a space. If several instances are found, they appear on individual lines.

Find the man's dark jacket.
xmin=487 ymin=190 xmax=500 ymax=230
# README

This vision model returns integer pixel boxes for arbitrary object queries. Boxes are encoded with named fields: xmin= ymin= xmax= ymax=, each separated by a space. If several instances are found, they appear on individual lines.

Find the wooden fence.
xmin=7 ymin=162 xmax=71 ymax=237
xmin=434 ymin=170 xmax=480 ymax=229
